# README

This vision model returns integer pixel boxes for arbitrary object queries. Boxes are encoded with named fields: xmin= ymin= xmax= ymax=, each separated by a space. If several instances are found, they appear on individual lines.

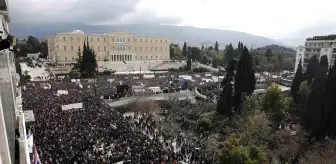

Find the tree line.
xmin=291 ymin=55 xmax=336 ymax=139
xmin=170 ymin=41 xmax=295 ymax=71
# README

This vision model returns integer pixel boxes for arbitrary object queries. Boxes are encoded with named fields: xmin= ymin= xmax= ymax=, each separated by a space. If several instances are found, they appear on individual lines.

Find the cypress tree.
xmin=225 ymin=43 xmax=234 ymax=66
xmin=214 ymin=41 xmax=219 ymax=52
xmin=291 ymin=60 xmax=304 ymax=103
xmin=217 ymin=60 xmax=235 ymax=117
xmin=182 ymin=42 xmax=187 ymax=57
xmin=234 ymin=46 xmax=256 ymax=112
xmin=303 ymin=55 xmax=329 ymax=139
xmin=186 ymin=50 xmax=192 ymax=70
xmin=323 ymin=59 xmax=336 ymax=137
xmin=265 ymin=49 xmax=272 ymax=61
xmin=304 ymin=55 xmax=318 ymax=84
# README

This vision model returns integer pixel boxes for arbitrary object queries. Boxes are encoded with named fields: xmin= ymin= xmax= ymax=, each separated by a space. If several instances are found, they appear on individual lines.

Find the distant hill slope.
xmin=10 ymin=23 xmax=285 ymax=47
xmin=255 ymin=44 xmax=295 ymax=53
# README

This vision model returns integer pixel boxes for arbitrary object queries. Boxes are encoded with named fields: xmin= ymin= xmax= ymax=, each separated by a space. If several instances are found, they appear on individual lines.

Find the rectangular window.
xmin=140 ymin=56 xmax=142 ymax=60
xmin=156 ymin=47 xmax=158 ymax=51
xmin=140 ymin=39 xmax=142 ymax=42
xmin=146 ymin=56 xmax=148 ymax=59
xmin=77 ymin=37 xmax=80 ymax=41
xmin=65 ymin=57 xmax=67 ymax=61
xmin=161 ymin=47 xmax=163 ymax=51
xmin=127 ymin=38 xmax=130 ymax=42
xmin=140 ymin=47 xmax=142 ymax=51
xmin=156 ymin=40 xmax=158 ymax=43
xmin=146 ymin=47 xmax=148 ymax=51
xmin=72 ymin=57 xmax=75 ymax=61
xmin=112 ymin=38 xmax=114 ymax=42
xmin=63 ymin=37 xmax=66 ymax=41
xmin=135 ymin=47 xmax=137 ymax=51
xmin=70 ymin=37 xmax=73 ymax=41
xmin=135 ymin=39 xmax=137 ymax=42
xmin=151 ymin=56 xmax=153 ymax=59
xmin=64 ymin=46 xmax=66 ymax=51
xmin=128 ymin=46 xmax=130 ymax=51
xmin=78 ymin=46 xmax=80 ymax=50
xmin=165 ymin=40 xmax=167 ymax=43
xmin=325 ymin=48 xmax=328 ymax=52
xmin=70 ymin=46 xmax=74 ymax=51
xmin=104 ymin=46 xmax=106 ymax=51
xmin=91 ymin=37 xmax=93 ymax=41
xmin=97 ymin=38 xmax=99 ymax=42
xmin=104 ymin=38 xmax=106 ymax=42
xmin=151 ymin=47 xmax=153 ymax=51
xmin=151 ymin=40 xmax=152 ymax=43
xmin=146 ymin=39 xmax=147 ymax=43
xmin=98 ymin=46 xmax=100 ymax=51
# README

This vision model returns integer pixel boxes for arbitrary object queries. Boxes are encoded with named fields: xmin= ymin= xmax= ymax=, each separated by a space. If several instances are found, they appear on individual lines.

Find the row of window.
xmin=60 ymin=46 xmax=168 ymax=52
xmin=305 ymin=42 xmax=336 ymax=47
xmin=59 ymin=55 xmax=168 ymax=61
xmin=61 ymin=36 xmax=168 ymax=44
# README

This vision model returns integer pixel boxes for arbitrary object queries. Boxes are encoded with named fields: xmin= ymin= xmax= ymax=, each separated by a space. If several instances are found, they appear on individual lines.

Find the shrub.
xmin=219 ymin=135 xmax=268 ymax=164
xmin=69 ymin=70 xmax=81 ymax=79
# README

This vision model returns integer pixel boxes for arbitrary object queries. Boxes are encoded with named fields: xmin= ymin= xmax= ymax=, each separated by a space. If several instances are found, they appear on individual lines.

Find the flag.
xmin=32 ymin=144 xmax=41 ymax=164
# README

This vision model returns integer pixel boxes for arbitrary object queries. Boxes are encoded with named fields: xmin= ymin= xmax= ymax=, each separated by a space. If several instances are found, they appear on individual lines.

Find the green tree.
xmin=262 ymin=84 xmax=288 ymax=123
xmin=323 ymin=60 xmax=336 ymax=137
xmin=291 ymin=60 xmax=304 ymax=103
xmin=186 ymin=51 xmax=192 ymax=70
xmin=217 ymin=60 xmax=235 ymax=117
xmin=79 ymin=37 xmax=98 ymax=78
xmin=40 ymin=40 xmax=48 ymax=58
xmin=74 ymin=47 xmax=82 ymax=70
xmin=234 ymin=47 xmax=256 ymax=112
xmin=225 ymin=43 xmax=234 ymax=66
xmin=201 ymin=56 xmax=209 ymax=65
xmin=304 ymin=55 xmax=318 ymax=84
xmin=265 ymin=49 xmax=272 ymax=61
xmin=214 ymin=41 xmax=219 ymax=52
xmin=237 ymin=42 xmax=244 ymax=55
xmin=303 ymin=55 xmax=328 ymax=139
xmin=219 ymin=136 xmax=268 ymax=164
xmin=299 ymin=81 xmax=310 ymax=108
xmin=182 ymin=42 xmax=187 ymax=57
xmin=212 ymin=58 xmax=218 ymax=68
xmin=26 ymin=36 xmax=41 ymax=53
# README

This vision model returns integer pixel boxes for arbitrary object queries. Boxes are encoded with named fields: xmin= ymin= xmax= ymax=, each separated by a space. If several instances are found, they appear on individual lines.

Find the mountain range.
xmin=10 ymin=23 xmax=285 ymax=47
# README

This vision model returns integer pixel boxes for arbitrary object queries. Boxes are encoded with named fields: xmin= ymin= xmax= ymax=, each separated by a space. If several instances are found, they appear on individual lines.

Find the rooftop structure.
xmin=295 ymin=34 xmax=336 ymax=72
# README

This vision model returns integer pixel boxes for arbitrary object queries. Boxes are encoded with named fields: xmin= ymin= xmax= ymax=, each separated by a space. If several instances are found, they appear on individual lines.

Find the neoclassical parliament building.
xmin=47 ymin=30 xmax=171 ymax=63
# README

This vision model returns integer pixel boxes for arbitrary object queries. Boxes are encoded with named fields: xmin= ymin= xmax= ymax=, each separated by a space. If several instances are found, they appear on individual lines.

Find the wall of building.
xmin=295 ymin=39 xmax=336 ymax=72
xmin=48 ymin=31 xmax=171 ymax=63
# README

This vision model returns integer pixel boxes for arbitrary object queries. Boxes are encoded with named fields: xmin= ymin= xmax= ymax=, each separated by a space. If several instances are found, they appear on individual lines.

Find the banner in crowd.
xmin=57 ymin=90 xmax=68 ymax=95
xmin=143 ymin=74 xmax=155 ymax=79
xmin=32 ymin=144 xmax=41 ymax=164
xmin=27 ymin=134 xmax=34 ymax=153
xmin=61 ymin=102 xmax=83 ymax=111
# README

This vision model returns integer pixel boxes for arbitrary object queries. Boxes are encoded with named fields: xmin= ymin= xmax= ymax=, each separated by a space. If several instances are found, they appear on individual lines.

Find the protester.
xmin=23 ymin=72 xmax=218 ymax=163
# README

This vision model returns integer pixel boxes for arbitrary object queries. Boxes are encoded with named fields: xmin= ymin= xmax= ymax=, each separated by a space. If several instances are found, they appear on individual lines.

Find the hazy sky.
xmin=10 ymin=0 xmax=336 ymax=45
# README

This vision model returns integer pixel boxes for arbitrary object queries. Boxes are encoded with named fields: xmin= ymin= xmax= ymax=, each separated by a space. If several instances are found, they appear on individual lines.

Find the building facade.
xmin=295 ymin=35 xmax=336 ymax=72
xmin=48 ymin=30 xmax=171 ymax=63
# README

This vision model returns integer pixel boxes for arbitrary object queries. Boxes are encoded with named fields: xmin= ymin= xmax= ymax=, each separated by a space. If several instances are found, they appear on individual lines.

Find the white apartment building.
xmin=295 ymin=35 xmax=336 ymax=72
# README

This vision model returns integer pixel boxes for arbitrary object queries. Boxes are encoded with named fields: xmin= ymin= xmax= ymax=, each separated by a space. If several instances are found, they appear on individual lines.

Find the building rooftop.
xmin=306 ymin=35 xmax=336 ymax=41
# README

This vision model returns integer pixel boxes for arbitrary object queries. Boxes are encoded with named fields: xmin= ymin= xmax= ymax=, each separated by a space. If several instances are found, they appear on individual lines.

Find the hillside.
xmin=10 ymin=23 xmax=285 ymax=47
xmin=255 ymin=44 xmax=295 ymax=53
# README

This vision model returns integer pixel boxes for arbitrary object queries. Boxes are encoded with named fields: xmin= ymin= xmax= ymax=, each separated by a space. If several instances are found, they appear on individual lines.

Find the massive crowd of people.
xmin=23 ymin=73 xmax=219 ymax=163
